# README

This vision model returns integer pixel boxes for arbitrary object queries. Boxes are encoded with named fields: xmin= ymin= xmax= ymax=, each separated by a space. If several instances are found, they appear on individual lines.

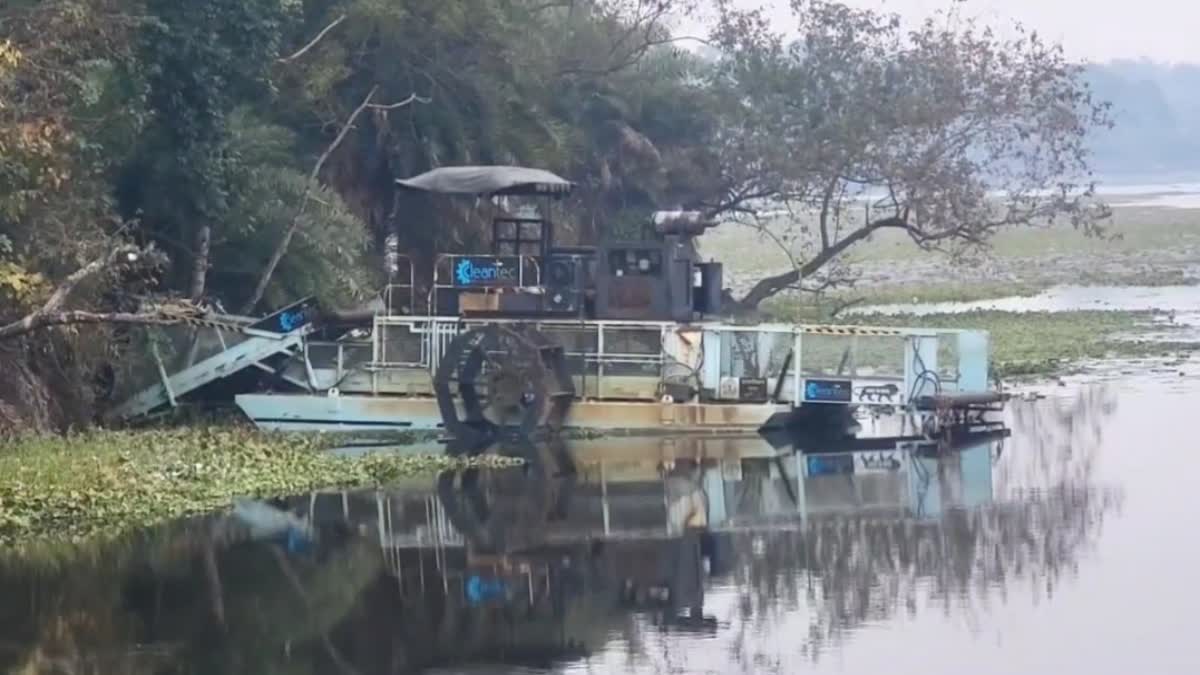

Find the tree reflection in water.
xmin=0 ymin=386 xmax=1124 ymax=673
xmin=709 ymin=384 xmax=1124 ymax=667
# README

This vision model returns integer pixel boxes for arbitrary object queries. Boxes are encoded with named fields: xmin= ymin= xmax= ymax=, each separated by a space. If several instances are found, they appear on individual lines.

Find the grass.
xmin=0 ymin=427 xmax=519 ymax=547
xmin=842 ymin=206 xmax=1200 ymax=263
xmin=701 ymin=203 xmax=1200 ymax=297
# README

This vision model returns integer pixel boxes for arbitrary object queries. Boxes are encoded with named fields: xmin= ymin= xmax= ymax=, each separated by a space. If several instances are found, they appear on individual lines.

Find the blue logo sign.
xmin=804 ymin=379 xmax=852 ymax=403
xmin=249 ymin=298 xmax=317 ymax=334
xmin=455 ymin=258 xmax=474 ymax=285
xmin=278 ymin=309 xmax=306 ymax=332
xmin=453 ymin=257 xmax=519 ymax=287
xmin=807 ymin=454 xmax=855 ymax=476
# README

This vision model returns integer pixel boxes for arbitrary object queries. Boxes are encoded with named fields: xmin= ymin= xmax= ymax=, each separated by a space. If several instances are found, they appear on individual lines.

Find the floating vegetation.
xmin=0 ymin=427 xmax=520 ymax=546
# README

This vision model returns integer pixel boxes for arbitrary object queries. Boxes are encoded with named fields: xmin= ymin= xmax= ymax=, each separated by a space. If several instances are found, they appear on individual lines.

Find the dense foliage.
xmin=0 ymin=0 xmax=1112 ymax=430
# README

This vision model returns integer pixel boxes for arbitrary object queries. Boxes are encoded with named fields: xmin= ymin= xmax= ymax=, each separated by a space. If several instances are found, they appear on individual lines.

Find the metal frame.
xmin=491 ymin=216 xmax=552 ymax=257
xmin=354 ymin=315 xmax=987 ymax=409
xmin=299 ymin=338 xmax=374 ymax=390
xmin=383 ymin=254 xmax=417 ymax=316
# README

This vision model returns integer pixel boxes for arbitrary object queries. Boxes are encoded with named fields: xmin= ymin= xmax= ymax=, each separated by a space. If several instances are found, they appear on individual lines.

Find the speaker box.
xmin=543 ymin=255 xmax=583 ymax=315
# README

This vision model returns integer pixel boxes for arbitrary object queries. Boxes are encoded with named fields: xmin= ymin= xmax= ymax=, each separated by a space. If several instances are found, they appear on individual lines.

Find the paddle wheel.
xmin=433 ymin=323 xmax=575 ymax=442
xmin=437 ymin=435 xmax=576 ymax=554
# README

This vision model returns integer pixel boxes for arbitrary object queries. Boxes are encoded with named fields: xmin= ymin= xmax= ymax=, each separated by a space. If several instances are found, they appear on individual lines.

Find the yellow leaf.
xmin=0 ymin=261 xmax=46 ymax=302
xmin=0 ymin=40 xmax=21 ymax=71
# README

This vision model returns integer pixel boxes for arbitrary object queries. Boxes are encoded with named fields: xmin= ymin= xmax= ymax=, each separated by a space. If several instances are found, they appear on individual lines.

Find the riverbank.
xmin=704 ymin=195 xmax=1200 ymax=379
xmin=704 ymin=201 xmax=1200 ymax=304
xmin=0 ymin=428 xmax=518 ymax=547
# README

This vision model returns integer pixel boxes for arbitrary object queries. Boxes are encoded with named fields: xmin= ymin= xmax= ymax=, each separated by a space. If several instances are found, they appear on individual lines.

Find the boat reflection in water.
xmin=283 ymin=424 xmax=1056 ymax=670
xmin=0 ymin=394 xmax=1122 ymax=674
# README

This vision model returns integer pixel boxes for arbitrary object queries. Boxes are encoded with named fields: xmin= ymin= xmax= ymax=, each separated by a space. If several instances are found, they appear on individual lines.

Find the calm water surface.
xmin=850 ymin=284 xmax=1200 ymax=319
xmin=2 ymin=373 xmax=1197 ymax=674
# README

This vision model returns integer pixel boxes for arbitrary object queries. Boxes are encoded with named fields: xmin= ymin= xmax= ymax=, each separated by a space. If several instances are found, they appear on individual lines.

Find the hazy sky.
xmin=680 ymin=0 xmax=1200 ymax=64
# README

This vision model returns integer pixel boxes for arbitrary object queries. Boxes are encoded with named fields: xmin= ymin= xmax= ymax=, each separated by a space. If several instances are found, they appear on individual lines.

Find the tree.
xmin=269 ymin=0 xmax=713 ymax=267
xmin=0 ymin=1 xmax=158 ymax=433
xmin=127 ymin=0 xmax=293 ymax=302
xmin=707 ymin=0 xmax=1113 ymax=309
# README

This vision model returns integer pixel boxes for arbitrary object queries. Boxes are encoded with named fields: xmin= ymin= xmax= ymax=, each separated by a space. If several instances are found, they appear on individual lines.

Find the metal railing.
xmin=350 ymin=315 xmax=987 ymax=404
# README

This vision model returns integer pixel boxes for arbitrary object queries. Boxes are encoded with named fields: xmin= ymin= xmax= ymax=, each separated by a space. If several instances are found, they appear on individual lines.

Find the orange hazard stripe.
xmin=799 ymin=325 xmax=904 ymax=337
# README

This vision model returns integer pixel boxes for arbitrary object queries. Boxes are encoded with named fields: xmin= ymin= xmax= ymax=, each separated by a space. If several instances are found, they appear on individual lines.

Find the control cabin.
xmin=394 ymin=165 xmax=724 ymax=323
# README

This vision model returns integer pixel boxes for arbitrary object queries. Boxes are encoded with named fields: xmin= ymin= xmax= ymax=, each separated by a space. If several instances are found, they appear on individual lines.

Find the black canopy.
xmin=395 ymin=166 xmax=574 ymax=196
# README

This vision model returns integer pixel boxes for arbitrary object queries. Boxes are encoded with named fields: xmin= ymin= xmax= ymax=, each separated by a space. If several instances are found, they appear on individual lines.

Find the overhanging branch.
xmin=367 ymin=93 xmax=432 ymax=110
xmin=0 ymin=311 xmax=179 ymax=341
xmin=734 ymin=215 xmax=910 ymax=309
xmin=40 ymin=244 xmax=140 ymax=315
xmin=0 ymin=244 xmax=172 ymax=341
xmin=277 ymin=15 xmax=346 ymax=64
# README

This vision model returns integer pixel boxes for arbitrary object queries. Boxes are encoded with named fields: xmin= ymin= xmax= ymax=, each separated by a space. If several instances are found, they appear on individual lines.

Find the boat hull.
xmin=234 ymin=393 xmax=787 ymax=435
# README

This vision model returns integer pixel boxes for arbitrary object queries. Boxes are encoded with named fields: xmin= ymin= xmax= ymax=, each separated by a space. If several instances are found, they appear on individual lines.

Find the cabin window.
xmin=607 ymin=248 xmax=662 ymax=277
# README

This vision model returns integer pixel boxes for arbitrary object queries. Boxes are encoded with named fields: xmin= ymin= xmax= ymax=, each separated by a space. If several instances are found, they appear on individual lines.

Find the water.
xmin=850 ymin=284 xmax=1200 ymax=345
xmin=851 ymin=284 xmax=1200 ymax=318
xmin=775 ymin=179 xmax=1200 ymax=209
xmin=2 ymin=374 xmax=1199 ymax=673
xmin=1117 ymin=193 xmax=1200 ymax=209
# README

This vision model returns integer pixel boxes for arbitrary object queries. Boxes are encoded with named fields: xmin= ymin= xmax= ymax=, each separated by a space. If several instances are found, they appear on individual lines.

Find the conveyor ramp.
xmin=107 ymin=299 xmax=317 ymax=421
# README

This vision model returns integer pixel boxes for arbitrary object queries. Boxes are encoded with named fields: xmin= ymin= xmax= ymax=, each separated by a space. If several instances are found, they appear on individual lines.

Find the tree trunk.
xmin=733 ymin=218 xmax=903 ymax=311
xmin=189 ymin=225 xmax=210 ymax=302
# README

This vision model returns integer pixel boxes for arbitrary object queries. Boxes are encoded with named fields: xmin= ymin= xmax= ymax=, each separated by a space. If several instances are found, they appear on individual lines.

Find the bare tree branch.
xmin=367 ymin=93 xmax=432 ymax=110
xmin=40 ymin=245 xmax=139 ymax=316
xmin=817 ymin=176 xmax=838 ymax=251
xmin=735 ymin=216 xmax=908 ymax=309
xmin=528 ymin=0 xmax=575 ymax=12
xmin=0 ymin=244 xmax=179 ymax=340
xmin=277 ymin=15 xmax=346 ymax=64
xmin=239 ymin=86 xmax=379 ymax=313
xmin=240 ymin=86 xmax=428 ymax=314
xmin=701 ymin=187 xmax=780 ymax=218
xmin=0 ymin=311 xmax=178 ymax=341
xmin=829 ymin=296 xmax=867 ymax=318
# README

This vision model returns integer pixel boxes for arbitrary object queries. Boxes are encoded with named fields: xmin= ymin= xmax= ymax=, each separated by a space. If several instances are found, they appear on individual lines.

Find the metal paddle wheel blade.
xmin=433 ymin=323 xmax=576 ymax=440
xmin=436 ymin=435 xmax=560 ymax=555
xmin=434 ymin=327 xmax=489 ymax=442
xmin=522 ymin=328 xmax=576 ymax=433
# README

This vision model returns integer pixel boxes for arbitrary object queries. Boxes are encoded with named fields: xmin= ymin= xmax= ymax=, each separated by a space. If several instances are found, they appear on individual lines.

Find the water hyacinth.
xmin=0 ymin=427 xmax=520 ymax=546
